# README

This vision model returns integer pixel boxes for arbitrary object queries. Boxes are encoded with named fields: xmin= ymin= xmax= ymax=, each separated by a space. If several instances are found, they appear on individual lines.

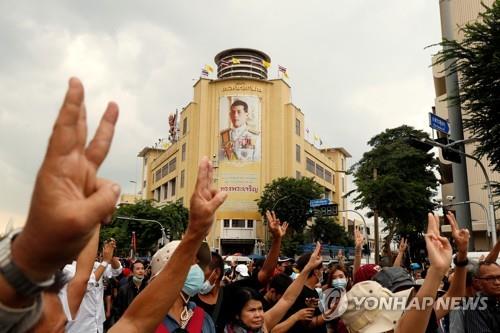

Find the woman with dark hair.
xmin=224 ymin=243 xmax=323 ymax=333
xmin=325 ymin=265 xmax=350 ymax=291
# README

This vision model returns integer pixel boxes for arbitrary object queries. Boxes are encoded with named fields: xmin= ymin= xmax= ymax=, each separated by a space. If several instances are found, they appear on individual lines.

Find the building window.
xmin=296 ymin=171 xmax=302 ymax=179
xmin=180 ymin=170 xmax=185 ymax=188
xmin=161 ymin=164 xmax=168 ymax=178
xmin=295 ymin=119 xmax=301 ymax=136
xmin=171 ymin=178 xmax=176 ymax=196
xmin=247 ymin=220 xmax=254 ymax=228
xmin=223 ymin=219 xmax=230 ymax=228
xmin=182 ymin=143 xmax=186 ymax=161
xmin=182 ymin=118 xmax=188 ymax=135
xmin=316 ymin=164 xmax=324 ymax=179
xmin=168 ymin=157 xmax=177 ymax=173
xmin=155 ymin=169 xmax=161 ymax=182
xmin=143 ymin=180 xmax=146 ymax=188
xmin=341 ymin=158 xmax=345 ymax=171
xmin=342 ymin=177 xmax=345 ymax=192
xmin=306 ymin=158 xmax=315 ymax=173
xmin=324 ymin=170 xmax=332 ymax=183
xmin=162 ymin=184 xmax=168 ymax=200
xmin=295 ymin=144 xmax=301 ymax=163
xmin=232 ymin=219 xmax=246 ymax=228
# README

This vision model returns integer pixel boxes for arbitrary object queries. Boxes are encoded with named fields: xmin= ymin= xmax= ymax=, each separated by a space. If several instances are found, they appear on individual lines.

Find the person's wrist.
xmin=456 ymin=250 xmax=467 ymax=261
xmin=428 ymin=265 xmax=447 ymax=278
xmin=10 ymin=232 xmax=55 ymax=282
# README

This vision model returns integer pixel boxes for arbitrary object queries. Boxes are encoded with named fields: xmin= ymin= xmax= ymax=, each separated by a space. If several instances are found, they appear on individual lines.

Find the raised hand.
xmin=304 ymin=242 xmax=322 ymax=272
xmin=188 ymin=157 xmax=227 ymax=238
xmin=354 ymin=228 xmax=364 ymax=249
xmin=266 ymin=210 xmax=288 ymax=238
xmin=448 ymin=211 xmax=470 ymax=253
xmin=12 ymin=78 xmax=121 ymax=281
xmin=293 ymin=308 xmax=315 ymax=321
xmin=425 ymin=213 xmax=452 ymax=274
xmin=399 ymin=238 xmax=408 ymax=253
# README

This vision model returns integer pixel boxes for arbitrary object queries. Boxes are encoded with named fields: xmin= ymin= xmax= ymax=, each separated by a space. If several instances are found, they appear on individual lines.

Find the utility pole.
xmin=373 ymin=168 xmax=380 ymax=265
xmin=440 ymin=0 xmax=473 ymax=233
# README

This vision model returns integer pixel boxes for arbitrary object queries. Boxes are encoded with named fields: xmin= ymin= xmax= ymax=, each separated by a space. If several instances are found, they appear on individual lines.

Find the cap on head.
xmin=151 ymin=241 xmax=211 ymax=277
xmin=372 ymin=267 xmax=416 ymax=293
xmin=342 ymin=281 xmax=413 ymax=333
xmin=235 ymin=264 xmax=249 ymax=277
xmin=354 ymin=264 xmax=380 ymax=284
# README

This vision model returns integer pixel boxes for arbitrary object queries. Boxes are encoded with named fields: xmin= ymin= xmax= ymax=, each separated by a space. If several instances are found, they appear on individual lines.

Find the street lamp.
xmin=129 ymin=180 xmax=138 ymax=197
xmin=116 ymin=216 xmax=169 ymax=247
xmin=417 ymin=137 xmax=497 ymax=245
xmin=440 ymin=200 xmax=491 ymax=237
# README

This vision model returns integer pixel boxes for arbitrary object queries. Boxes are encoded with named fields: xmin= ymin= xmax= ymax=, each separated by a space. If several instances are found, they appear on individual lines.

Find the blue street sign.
xmin=429 ymin=113 xmax=449 ymax=134
xmin=309 ymin=198 xmax=330 ymax=207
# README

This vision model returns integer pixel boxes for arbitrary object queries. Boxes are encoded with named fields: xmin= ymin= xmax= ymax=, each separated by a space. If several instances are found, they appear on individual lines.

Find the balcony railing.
xmin=221 ymin=227 xmax=256 ymax=239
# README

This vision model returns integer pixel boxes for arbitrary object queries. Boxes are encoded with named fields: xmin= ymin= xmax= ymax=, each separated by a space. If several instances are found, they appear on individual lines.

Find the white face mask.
xmin=199 ymin=280 xmax=215 ymax=295
xmin=331 ymin=278 xmax=347 ymax=289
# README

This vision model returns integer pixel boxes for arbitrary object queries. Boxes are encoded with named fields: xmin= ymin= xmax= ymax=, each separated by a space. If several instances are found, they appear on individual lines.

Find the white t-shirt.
xmin=59 ymin=261 xmax=122 ymax=333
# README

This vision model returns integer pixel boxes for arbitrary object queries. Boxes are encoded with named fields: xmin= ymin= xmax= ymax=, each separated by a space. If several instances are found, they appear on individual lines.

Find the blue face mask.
xmin=183 ymin=264 xmax=205 ymax=297
xmin=331 ymin=278 xmax=347 ymax=289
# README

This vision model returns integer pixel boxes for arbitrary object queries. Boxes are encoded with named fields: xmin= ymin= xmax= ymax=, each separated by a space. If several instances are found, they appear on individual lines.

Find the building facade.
xmin=432 ymin=0 xmax=499 ymax=250
xmin=138 ymin=48 xmax=351 ymax=254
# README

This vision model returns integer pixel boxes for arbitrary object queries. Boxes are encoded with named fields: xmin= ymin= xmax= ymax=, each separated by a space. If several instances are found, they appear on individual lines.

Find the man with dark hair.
xmin=112 ymin=260 xmax=147 ymax=320
xmin=220 ymin=99 xmax=260 ymax=161
xmin=192 ymin=252 xmax=225 ymax=329
xmin=280 ymin=252 xmax=327 ymax=333
xmin=262 ymin=273 xmax=293 ymax=311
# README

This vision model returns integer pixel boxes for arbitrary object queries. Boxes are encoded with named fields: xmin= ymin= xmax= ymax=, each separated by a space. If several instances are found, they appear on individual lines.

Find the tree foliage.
xmin=309 ymin=216 xmax=353 ymax=246
xmin=433 ymin=1 xmax=500 ymax=173
xmin=350 ymin=125 xmax=439 ymax=256
xmin=101 ymin=200 xmax=188 ymax=256
xmin=257 ymin=177 xmax=323 ymax=232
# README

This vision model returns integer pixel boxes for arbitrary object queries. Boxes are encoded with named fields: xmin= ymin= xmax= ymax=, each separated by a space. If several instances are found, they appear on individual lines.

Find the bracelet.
xmin=453 ymin=256 xmax=468 ymax=267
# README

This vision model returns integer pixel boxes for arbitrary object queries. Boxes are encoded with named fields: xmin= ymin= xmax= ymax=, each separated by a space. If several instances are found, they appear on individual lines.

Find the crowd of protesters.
xmin=0 ymin=78 xmax=499 ymax=333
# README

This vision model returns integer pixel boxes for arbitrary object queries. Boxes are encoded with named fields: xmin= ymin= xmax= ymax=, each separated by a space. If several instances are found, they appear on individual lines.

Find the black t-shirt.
xmin=192 ymin=294 xmax=216 ymax=317
xmin=283 ymin=286 xmax=326 ymax=333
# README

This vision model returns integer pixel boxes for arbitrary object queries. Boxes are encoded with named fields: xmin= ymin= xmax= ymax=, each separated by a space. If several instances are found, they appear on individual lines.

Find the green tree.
xmin=350 ymin=125 xmax=439 ymax=256
xmin=432 ymin=2 xmax=500 ymax=172
xmin=309 ymin=216 xmax=353 ymax=246
xmin=101 ymin=200 xmax=188 ymax=256
xmin=257 ymin=177 xmax=323 ymax=232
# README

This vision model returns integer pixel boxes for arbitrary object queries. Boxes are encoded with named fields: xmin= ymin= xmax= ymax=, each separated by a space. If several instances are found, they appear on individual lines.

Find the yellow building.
xmin=432 ymin=0 xmax=499 ymax=250
xmin=138 ymin=48 xmax=351 ymax=254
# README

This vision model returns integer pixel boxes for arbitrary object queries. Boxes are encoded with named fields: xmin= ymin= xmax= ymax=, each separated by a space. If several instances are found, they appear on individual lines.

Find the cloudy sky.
xmin=0 ymin=0 xmax=443 ymax=230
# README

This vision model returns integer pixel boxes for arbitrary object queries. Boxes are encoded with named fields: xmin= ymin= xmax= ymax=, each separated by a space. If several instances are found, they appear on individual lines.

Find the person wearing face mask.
xmin=150 ymin=240 xmax=215 ymax=332
xmin=192 ymin=252 xmax=225 ymax=331
xmin=112 ymin=260 xmax=148 ymax=321
xmin=326 ymin=266 xmax=349 ymax=291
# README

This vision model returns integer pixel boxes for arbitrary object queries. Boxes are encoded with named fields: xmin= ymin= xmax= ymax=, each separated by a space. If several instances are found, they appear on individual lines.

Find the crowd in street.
xmin=1 ymin=78 xmax=499 ymax=333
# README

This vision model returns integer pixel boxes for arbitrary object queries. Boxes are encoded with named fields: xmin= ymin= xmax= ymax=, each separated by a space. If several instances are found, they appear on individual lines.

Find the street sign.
xmin=310 ymin=198 xmax=330 ymax=208
xmin=313 ymin=204 xmax=338 ymax=217
xmin=429 ymin=113 xmax=449 ymax=134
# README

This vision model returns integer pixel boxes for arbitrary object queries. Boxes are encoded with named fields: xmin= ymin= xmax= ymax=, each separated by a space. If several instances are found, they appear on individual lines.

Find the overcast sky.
xmin=0 ymin=0 xmax=443 ymax=230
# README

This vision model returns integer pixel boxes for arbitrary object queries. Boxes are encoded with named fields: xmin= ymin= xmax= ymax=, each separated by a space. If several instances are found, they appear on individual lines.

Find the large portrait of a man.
xmin=219 ymin=96 xmax=261 ymax=161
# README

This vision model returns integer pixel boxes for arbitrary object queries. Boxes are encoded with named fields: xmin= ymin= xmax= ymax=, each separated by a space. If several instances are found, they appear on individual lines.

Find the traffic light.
xmin=406 ymin=135 xmax=433 ymax=152
xmin=305 ymin=208 xmax=315 ymax=218
xmin=435 ymin=137 xmax=461 ymax=164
